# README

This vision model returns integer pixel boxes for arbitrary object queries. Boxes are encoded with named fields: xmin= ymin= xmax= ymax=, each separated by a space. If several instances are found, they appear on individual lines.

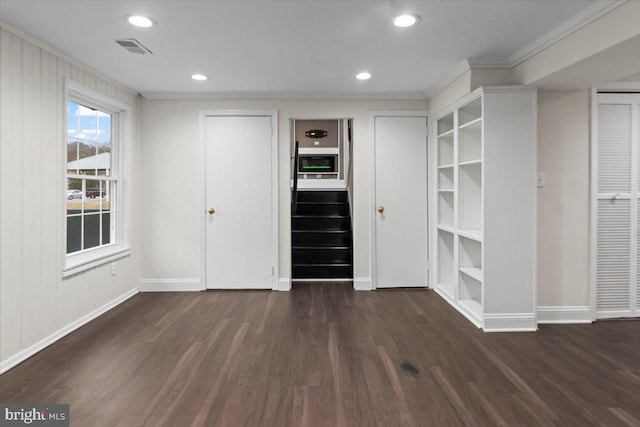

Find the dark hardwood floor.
xmin=2 ymin=283 xmax=640 ymax=426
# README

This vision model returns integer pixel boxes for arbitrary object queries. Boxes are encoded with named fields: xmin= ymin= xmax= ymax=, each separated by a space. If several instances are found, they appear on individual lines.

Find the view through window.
xmin=66 ymin=101 xmax=116 ymax=254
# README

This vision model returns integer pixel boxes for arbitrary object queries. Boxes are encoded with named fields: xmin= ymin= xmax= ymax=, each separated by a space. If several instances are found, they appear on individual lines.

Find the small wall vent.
xmin=114 ymin=39 xmax=153 ymax=55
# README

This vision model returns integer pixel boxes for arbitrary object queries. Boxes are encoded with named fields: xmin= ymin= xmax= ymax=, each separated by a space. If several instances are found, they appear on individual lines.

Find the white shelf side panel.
xmin=482 ymin=89 xmax=536 ymax=316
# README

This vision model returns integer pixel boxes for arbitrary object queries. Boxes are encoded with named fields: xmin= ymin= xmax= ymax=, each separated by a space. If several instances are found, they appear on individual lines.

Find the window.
xmin=64 ymin=81 xmax=131 ymax=276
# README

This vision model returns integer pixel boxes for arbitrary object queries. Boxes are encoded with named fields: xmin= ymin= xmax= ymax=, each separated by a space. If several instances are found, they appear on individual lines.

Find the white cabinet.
xmin=431 ymin=87 xmax=537 ymax=331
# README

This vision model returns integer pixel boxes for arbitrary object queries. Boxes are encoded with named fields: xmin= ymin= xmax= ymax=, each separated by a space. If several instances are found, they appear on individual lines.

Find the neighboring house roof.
xmin=67 ymin=152 xmax=110 ymax=170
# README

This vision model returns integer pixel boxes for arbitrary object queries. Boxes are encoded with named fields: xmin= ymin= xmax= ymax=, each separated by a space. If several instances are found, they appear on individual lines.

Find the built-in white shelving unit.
xmin=435 ymin=112 xmax=456 ymax=300
xmin=430 ymin=86 xmax=537 ymax=331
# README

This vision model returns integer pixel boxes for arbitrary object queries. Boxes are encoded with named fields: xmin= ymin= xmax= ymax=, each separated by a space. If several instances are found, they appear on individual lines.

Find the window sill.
xmin=63 ymin=246 xmax=131 ymax=278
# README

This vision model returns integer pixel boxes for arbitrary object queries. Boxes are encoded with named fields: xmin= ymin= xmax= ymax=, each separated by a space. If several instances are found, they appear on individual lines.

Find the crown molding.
xmin=508 ymin=0 xmax=626 ymax=67
xmin=426 ymin=0 xmax=626 ymax=98
xmin=140 ymin=90 xmax=429 ymax=101
xmin=466 ymin=57 xmax=512 ymax=69
xmin=0 ymin=22 xmax=140 ymax=97
xmin=425 ymin=59 xmax=472 ymax=99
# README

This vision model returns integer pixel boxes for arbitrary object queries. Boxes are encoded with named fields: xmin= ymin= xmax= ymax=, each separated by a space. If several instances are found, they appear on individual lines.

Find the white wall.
xmin=428 ymin=67 xmax=514 ymax=114
xmin=537 ymin=90 xmax=590 ymax=308
xmin=428 ymin=70 xmax=471 ymax=114
xmin=140 ymin=98 xmax=427 ymax=288
xmin=470 ymin=68 xmax=514 ymax=90
xmin=0 ymin=28 xmax=141 ymax=371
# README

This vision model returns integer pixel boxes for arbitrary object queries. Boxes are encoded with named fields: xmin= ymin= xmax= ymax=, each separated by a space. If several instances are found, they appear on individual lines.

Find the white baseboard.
xmin=484 ymin=313 xmax=537 ymax=332
xmin=276 ymin=278 xmax=291 ymax=291
xmin=537 ymin=306 xmax=592 ymax=324
xmin=354 ymin=277 xmax=372 ymax=291
xmin=0 ymin=288 xmax=138 ymax=374
xmin=139 ymin=278 xmax=202 ymax=292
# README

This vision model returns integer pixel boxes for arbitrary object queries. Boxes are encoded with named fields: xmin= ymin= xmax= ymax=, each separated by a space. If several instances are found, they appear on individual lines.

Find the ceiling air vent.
xmin=114 ymin=39 xmax=153 ymax=55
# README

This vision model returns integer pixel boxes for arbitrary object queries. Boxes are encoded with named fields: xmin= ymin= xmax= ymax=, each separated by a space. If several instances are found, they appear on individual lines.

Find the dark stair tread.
xmin=293 ymin=246 xmax=351 ymax=249
xmin=292 ymin=216 xmax=352 ymax=232
xmin=292 ymin=191 xmax=352 ymax=279
xmin=291 ymin=230 xmax=351 ymax=234
xmin=296 ymin=202 xmax=348 ymax=207
xmin=292 ymin=243 xmax=352 ymax=248
xmin=295 ymin=207 xmax=349 ymax=215
xmin=293 ymin=268 xmax=353 ymax=279
xmin=297 ymin=201 xmax=347 ymax=204
xmin=292 ymin=232 xmax=352 ymax=246
xmin=296 ymin=191 xmax=348 ymax=202
xmin=293 ymin=263 xmax=352 ymax=267
xmin=292 ymin=215 xmax=350 ymax=218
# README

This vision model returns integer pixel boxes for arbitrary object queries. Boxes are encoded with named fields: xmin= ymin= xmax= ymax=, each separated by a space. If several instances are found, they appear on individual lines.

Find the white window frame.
xmin=63 ymin=80 xmax=132 ymax=277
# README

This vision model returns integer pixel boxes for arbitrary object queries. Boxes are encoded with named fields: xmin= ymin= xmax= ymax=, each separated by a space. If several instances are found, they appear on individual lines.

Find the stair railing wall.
xmin=292 ymin=140 xmax=300 ymax=215
xmin=345 ymin=119 xmax=354 ymax=219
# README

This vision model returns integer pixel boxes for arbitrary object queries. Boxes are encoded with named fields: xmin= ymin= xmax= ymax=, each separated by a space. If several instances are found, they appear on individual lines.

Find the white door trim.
xmin=200 ymin=110 xmax=279 ymax=291
xmin=370 ymin=111 xmax=429 ymax=290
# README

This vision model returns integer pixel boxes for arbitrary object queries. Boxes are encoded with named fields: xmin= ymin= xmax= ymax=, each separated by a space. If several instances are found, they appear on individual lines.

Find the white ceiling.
xmin=0 ymin=0 xmax=601 ymax=99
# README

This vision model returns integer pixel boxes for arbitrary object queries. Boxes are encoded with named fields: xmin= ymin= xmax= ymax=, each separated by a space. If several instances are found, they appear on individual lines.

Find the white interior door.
xmin=373 ymin=115 xmax=428 ymax=288
xmin=205 ymin=115 xmax=274 ymax=289
xmin=595 ymin=94 xmax=639 ymax=318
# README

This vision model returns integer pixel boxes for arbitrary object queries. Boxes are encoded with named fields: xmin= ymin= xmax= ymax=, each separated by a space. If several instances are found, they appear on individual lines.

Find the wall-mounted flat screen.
xmin=298 ymin=155 xmax=336 ymax=173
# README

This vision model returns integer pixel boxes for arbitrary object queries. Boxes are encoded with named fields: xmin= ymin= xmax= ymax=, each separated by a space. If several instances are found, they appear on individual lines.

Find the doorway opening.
xmin=291 ymin=119 xmax=354 ymax=284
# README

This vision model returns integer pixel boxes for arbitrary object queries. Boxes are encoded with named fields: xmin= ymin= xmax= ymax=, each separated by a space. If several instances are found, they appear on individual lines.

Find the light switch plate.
xmin=537 ymin=172 xmax=545 ymax=188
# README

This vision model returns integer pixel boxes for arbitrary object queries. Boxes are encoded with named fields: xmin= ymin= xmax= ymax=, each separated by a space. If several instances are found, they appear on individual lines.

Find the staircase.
xmin=292 ymin=191 xmax=353 ymax=279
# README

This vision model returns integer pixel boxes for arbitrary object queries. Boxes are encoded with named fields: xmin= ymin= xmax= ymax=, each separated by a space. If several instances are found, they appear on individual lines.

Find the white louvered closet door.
xmin=596 ymin=94 xmax=640 ymax=319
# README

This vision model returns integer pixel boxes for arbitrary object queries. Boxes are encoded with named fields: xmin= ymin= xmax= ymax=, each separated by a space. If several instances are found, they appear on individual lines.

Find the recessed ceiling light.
xmin=393 ymin=14 xmax=419 ymax=28
xmin=191 ymin=74 xmax=208 ymax=81
xmin=128 ymin=15 xmax=155 ymax=28
xmin=356 ymin=72 xmax=372 ymax=80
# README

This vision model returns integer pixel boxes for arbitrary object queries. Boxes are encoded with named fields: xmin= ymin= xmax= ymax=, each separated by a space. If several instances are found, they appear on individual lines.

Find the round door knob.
xmin=377 ymin=206 xmax=384 ymax=213
xmin=208 ymin=208 xmax=215 ymax=215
